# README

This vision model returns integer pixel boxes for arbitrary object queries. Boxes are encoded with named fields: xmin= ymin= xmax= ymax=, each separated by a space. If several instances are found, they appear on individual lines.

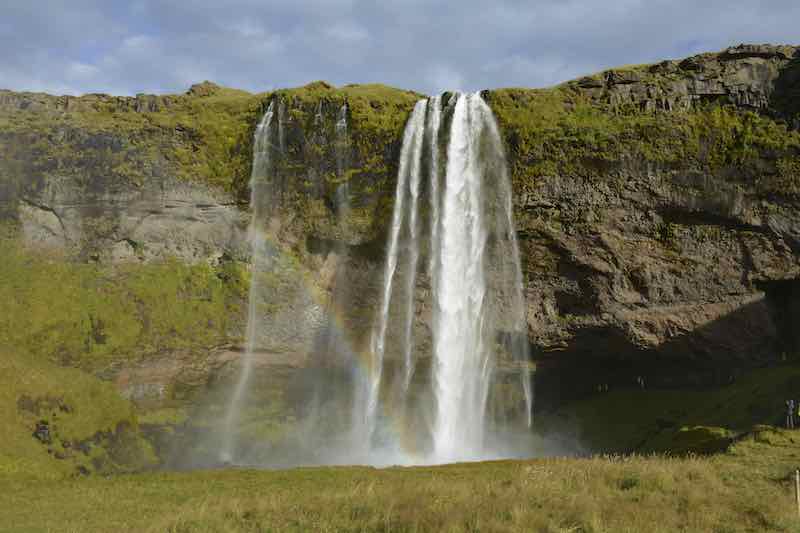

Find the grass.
xmin=0 ymin=232 xmax=248 ymax=371
xmin=487 ymin=87 xmax=800 ymax=199
xmin=536 ymin=364 xmax=800 ymax=454
xmin=0 ymin=348 xmax=156 ymax=480
xmin=3 ymin=356 xmax=800 ymax=531
xmin=2 ymin=430 xmax=800 ymax=532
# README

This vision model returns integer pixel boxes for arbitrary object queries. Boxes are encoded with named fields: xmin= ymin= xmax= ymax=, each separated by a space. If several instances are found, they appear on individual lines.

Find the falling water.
xmin=366 ymin=92 xmax=531 ymax=463
xmin=219 ymin=101 xmax=278 ymax=463
xmin=431 ymin=94 xmax=492 ymax=460
xmin=426 ymin=95 xmax=443 ymax=304
xmin=219 ymin=91 xmax=530 ymax=467
xmin=335 ymin=102 xmax=350 ymax=210
xmin=482 ymin=105 xmax=533 ymax=428
xmin=363 ymin=100 xmax=427 ymax=447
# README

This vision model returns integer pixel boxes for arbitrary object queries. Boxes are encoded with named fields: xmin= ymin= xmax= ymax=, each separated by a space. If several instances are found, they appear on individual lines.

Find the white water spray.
xmin=365 ymin=92 xmax=532 ymax=463
xmin=220 ymin=101 xmax=278 ymax=463
xmin=431 ymin=94 xmax=492 ymax=460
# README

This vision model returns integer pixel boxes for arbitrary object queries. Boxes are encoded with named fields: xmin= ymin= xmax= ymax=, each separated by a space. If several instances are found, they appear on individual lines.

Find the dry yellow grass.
xmin=2 ymin=427 xmax=800 ymax=532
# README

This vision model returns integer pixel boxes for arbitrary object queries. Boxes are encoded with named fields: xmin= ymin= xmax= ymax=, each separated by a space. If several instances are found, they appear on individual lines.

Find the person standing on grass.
xmin=787 ymin=399 xmax=796 ymax=429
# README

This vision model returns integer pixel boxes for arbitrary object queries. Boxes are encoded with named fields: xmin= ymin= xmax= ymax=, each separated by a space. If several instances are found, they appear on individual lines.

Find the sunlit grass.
xmin=2 ymin=430 xmax=800 ymax=532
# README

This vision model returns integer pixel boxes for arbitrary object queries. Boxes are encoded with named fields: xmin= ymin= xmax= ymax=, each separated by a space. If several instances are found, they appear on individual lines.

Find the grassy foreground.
xmin=2 ymin=428 xmax=800 ymax=532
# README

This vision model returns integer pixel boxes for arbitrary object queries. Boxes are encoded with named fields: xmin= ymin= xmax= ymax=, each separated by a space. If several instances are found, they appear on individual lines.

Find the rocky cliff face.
xmin=485 ymin=44 xmax=800 ymax=407
xmin=1 ymin=45 xmax=799 ymax=453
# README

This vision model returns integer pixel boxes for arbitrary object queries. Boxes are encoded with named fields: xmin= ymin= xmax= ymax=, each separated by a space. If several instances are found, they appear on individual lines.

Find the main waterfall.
xmin=365 ymin=92 xmax=531 ymax=463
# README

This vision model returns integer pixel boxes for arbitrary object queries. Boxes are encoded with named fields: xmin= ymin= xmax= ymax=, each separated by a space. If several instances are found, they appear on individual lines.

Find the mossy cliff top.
xmin=0 ymin=80 xmax=420 ymax=204
xmin=486 ymin=43 xmax=800 ymax=200
xmin=0 ymin=81 xmax=262 ymax=198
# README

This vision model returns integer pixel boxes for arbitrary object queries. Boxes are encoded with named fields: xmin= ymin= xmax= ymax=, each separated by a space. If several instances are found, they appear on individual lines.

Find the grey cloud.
xmin=0 ymin=0 xmax=798 ymax=96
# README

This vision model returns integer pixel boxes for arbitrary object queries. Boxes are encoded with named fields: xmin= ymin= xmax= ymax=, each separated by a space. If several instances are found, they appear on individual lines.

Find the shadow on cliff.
xmin=772 ymin=48 xmax=800 ymax=126
xmin=534 ymin=278 xmax=800 ymax=413
xmin=531 ymin=277 xmax=800 ymax=454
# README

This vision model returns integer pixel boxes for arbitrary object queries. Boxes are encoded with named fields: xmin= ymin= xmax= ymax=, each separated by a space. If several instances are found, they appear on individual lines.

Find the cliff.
xmin=1 ymin=44 xmax=799 ymax=465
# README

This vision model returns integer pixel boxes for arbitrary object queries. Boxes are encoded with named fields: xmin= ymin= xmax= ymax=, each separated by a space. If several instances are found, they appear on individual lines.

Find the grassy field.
xmin=2 ymin=427 xmax=800 ymax=532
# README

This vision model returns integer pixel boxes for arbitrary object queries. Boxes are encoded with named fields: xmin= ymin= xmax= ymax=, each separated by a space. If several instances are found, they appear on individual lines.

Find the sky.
xmin=1 ymin=1 xmax=798 ymax=97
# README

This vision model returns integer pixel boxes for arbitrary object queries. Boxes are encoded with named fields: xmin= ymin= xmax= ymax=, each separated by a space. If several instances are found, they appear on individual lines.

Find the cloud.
xmin=0 ymin=0 xmax=798 ymax=96
xmin=325 ymin=22 xmax=369 ymax=43
xmin=425 ymin=65 xmax=465 ymax=93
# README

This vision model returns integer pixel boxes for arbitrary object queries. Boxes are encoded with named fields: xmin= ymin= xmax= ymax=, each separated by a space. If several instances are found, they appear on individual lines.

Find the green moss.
xmin=0 ymin=236 xmax=248 ymax=371
xmin=537 ymin=364 xmax=800 ymax=454
xmin=274 ymin=82 xmax=420 ymax=179
xmin=245 ymin=81 xmax=422 ymax=238
xmin=670 ymin=426 xmax=734 ymax=454
xmin=137 ymin=407 xmax=189 ymax=426
xmin=0 ymin=84 xmax=266 ymax=198
xmin=488 ymin=87 xmax=800 ymax=198
xmin=0 ymin=348 xmax=156 ymax=479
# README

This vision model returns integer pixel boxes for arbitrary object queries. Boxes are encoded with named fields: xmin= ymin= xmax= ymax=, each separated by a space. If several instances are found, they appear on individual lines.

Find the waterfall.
xmin=431 ymin=93 xmax=491 ymax=460
xmin=426 ymin=96 xmax=443 ymax=303
xmin=220 ymin=91 xmax=530 ymax=467
xmin=365 ymin=92 xmax=531 ymax=463
xmin=363 ymin=100 xmax=428 ymax=447
xmin=335 ymin=102 xmax=350 ymax=211
xmin=220 ymin=100 xmax=279 ymax=463
xmin=481 ymin=103 xmax=533 ymax=428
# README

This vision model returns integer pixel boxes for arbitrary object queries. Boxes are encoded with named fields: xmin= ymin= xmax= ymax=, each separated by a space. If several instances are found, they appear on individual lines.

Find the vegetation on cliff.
xmin=0 ymin=80 xmax=420 ymax=207
xmin=537 ymin=363 xmax=800 ymax=455
xmin=0 ymin=230 xmax=248 ymax=371
xmin=0 ymin=83 xmax=263 ymax=200
xmin=0 ymin=348 xmax=157 ymax=480
xmin=263 ymin=81 xmax=420 ymax=242
xmin=488 ymin=87 xmax=800 ymax=199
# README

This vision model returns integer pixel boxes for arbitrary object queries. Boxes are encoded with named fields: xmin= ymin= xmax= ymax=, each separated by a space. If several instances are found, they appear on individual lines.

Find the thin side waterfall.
xmin=426 ymin=95 xmax=442 ymax=304
xmin=363 ymin=100 xmax=428 ymax=446
xmin=335 ymin=102 xmax=350 ymax=210
xmin=220 ymin=101 xmax=277 ymax=463
xmin=481 ymin=104 xmax=533 ymax=428
xmin=400 ymin=110 xmax=425 ymax=391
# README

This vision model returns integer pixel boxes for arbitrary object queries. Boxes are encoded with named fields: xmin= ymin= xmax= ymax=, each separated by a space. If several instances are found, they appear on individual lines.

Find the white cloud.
xmin=0 ymin=0 xmax=797 ymax=96
xmin=228 ymin=20 xmax=267 ymax=39
xmin=120 ymin=34 xmax=159 ymax=54
xmin=66 ymin=62 xmax=100 ymax=80
xmin=324 ymin=22 xmax=369 ymax=43
xmin=425 ymin=65 xmax=465 ymax=94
